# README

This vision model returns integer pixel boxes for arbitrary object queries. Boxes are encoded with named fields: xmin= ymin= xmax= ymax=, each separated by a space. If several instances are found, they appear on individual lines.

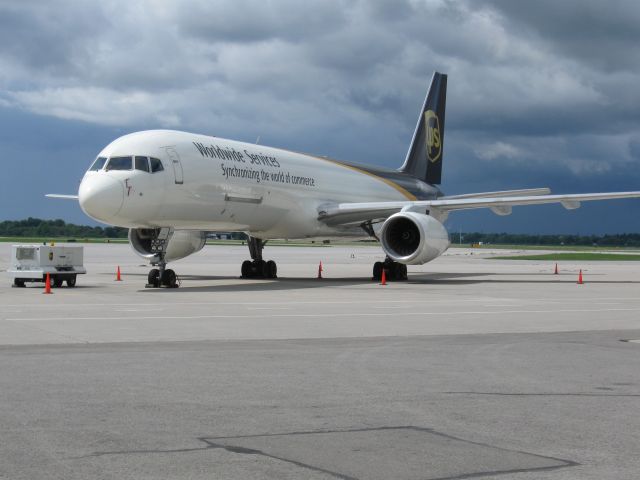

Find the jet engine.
xmin=129 ymin=228 xmax=206 ymax=263
xmin=380 ymin=212 xmax=450 ymax=265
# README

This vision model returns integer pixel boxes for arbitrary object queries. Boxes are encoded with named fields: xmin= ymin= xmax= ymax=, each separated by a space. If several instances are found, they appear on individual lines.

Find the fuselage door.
xmin=164 ymin=146 xmax=184 ymax=184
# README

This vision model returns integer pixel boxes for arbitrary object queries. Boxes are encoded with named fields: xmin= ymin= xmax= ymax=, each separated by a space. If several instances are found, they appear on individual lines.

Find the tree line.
xmin=0 ymin=218 xmax=127 ymax=238
xmin=2 ymin=218 xmax=640 ymax=246
xmin=459 ymin=232 xmax=640 ymax=247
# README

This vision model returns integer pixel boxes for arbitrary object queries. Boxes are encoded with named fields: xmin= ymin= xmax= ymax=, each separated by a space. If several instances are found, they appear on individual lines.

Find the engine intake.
xmin=129 ymin=228 xmax=206 ymax=263
xmin=380 ymin=212 xmax=450 ymax=265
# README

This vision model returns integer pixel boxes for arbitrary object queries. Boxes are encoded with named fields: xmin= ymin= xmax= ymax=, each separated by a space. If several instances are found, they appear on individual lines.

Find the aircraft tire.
xmin=266 ymin=260 xmax=277 ymax=279
xmin=162 ymin=269 xmax=177 ymax=288
xmin=241 ymin=260 xmax=253 ymax=278
xmin=399 ymin=263 xmax=408 ymax=280
xmin=259 ymin=260 xmax=270 ymax=278
xmin=372 ymin=261 xmax=383 ymax=281
xmin=389 ymin=263 xmax=406 ymax=281
xmin=148 ymin=268 xmax=160 ymax=287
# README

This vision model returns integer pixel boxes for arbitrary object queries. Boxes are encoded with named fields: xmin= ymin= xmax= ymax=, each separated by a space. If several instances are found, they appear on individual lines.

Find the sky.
xmin=1 ymin=0 xmax=639 ymax=234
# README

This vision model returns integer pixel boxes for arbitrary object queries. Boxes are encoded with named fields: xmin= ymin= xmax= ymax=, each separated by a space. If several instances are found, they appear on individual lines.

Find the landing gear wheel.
xmin=241 ymin=236 xmax=279 ymax=279
xmin=161 ymin=269 xmax=177 ymax=288
xmin=66 ymin=275 xmax=77 ymax=287
xmin=53 ymin=277 xmax=63 ymax=288
xmin=241 ymin=260 xmax=253 ymax=278
xmin=266 ymin=260 xmax=277 ymax=279
xmin=255 ymin=260 xmax=266 ymax=278
xmin=390 ymin=263 xmax=408 ymax=281
xmin=241 ymin=259 xmax=278 ymax=279
xmin=148 ymin=268 xmax=160 ymax=287
xmin=372 ymin=261 xmax=407 ymax=281
xmin=372 ymin=261 xmax=383 ymax=281
xmin=13 ymin=278 xmax=25 ymax=288
xmin=398 ymin=263 xmax=408 ymax=280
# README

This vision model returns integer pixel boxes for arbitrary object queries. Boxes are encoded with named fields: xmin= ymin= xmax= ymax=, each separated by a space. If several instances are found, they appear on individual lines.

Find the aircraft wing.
xmin=46 ymin=194 xmax=79 ymax=200
xmin=318 ymin=191 xmax=640 ymax=225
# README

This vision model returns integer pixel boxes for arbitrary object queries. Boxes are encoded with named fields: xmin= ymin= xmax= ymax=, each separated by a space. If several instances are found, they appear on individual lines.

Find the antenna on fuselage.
xmin=255 ymin=136 xmax=261 ymax=144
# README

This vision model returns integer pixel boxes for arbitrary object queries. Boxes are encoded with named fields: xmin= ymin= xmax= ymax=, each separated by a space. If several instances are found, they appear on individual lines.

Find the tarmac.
xmin=1 ymin=242 xmax=639 ymax=479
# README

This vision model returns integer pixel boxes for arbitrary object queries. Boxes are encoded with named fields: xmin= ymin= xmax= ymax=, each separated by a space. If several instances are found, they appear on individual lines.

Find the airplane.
xmin=48 ymin=72 xmax=640 ymax=288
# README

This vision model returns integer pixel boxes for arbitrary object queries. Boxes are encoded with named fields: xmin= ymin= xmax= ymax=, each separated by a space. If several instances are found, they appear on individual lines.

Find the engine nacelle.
xmin=129 ymin=228 xmax=206 ymax=263
xmin=380 ymin=212 xmax=450 ymax=265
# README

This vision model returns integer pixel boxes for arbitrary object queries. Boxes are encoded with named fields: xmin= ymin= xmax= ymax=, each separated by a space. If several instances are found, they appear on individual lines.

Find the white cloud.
xmin=475 ymin=141 xmax=523 ymax=161
xmin=9 ymin=87 xmax=182 ymax=127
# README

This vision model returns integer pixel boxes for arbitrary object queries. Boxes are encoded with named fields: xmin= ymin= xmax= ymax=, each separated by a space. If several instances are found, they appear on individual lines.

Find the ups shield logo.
xmin=424 ymin=110 xmax=441 ymax=163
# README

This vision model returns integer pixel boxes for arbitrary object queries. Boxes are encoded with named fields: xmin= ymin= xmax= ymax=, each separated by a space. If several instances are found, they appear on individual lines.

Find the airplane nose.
xmin=79 ymin=175 xmax=124 ymax=222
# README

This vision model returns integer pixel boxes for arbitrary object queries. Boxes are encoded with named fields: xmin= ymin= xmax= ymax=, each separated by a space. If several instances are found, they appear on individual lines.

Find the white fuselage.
xmin=78 ymin=130 xmax=420 ymax=239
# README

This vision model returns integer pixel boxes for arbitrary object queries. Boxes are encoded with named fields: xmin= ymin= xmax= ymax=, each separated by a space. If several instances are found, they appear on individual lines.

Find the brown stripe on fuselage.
xmin=276 ymin=146 xmax=441 ymax=201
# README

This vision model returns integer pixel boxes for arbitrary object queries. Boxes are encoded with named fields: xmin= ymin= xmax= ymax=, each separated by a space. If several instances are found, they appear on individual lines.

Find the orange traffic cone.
xmin=116 ymin=266 xmax=122 ymax=281
xmin=43 ymin=273 xmax=52 ymax=294
xmin=577 ymin=269 xmax=583 ymax=285
xmin=380 ymin=268 xmax=387 ymax=286
xmin=554 ymin=263 xmax=558 ymax=275
xmin=317 ymin=261 xmax=323 ymax=279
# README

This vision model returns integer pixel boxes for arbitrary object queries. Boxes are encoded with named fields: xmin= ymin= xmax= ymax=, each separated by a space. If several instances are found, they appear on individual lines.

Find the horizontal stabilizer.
xmin=46 ymin=194 xmax=79 ymax=200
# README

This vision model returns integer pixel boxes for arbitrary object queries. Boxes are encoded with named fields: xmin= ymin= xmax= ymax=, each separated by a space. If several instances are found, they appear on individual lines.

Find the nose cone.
xmin=79 ymin=175 xmax=124 ymax=223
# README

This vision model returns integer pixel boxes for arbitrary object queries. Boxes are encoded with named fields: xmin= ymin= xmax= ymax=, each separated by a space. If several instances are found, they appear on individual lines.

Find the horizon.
xmin=2 ymin=216 xmax=640 ymax=238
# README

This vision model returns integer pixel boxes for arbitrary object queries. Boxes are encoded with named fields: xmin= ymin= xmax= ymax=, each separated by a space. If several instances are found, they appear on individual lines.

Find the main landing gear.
xmin=147 ymin=267 xmax=178 ymax=288
xmin=241 ymin=237 xmax=278 ymax=279
xmin=145 ymin=227 xmax=179 ymax=288
xmin=372 ymin=257 xmax=408 ymax=282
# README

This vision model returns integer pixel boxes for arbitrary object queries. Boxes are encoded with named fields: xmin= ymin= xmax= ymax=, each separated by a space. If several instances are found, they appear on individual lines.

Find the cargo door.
xmin=58 ymin=248 xmax=73 ymax=267
xmin=164 ymin=147 xmax=184 ymax=184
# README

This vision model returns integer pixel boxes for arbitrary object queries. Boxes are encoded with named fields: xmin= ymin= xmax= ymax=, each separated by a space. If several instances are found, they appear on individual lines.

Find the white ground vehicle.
xmin=7 ymin=245 xmax=86 ymax=288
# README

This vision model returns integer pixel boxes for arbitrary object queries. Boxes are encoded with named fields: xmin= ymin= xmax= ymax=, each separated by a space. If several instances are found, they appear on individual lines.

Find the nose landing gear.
xmin=145 ymin=227 xmax=179 ymax=288
xmin=241 ymin=237 xmax=278 ymax=279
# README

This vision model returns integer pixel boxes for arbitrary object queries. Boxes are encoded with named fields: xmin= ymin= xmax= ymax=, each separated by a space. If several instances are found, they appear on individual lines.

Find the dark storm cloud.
xmin=175 ymin=0 xmax=349 ymax=43
xmin=482 ymin=0 xmax=640 ymax=72
xmin=0 ymin=1 xmax=101 ymax=79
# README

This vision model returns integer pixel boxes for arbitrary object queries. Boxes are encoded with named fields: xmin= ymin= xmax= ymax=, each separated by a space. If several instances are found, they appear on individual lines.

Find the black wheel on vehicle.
xmin=148 ymin=268 xmax=160 ymax=287
xmin=53 ymin=277 xmax=64 ymax=288
xmin=13 ymin=278 xmax=25 ymax=288
xmin=266 ymin=260 xmax=277 ymax=279
xmin=241 ymin=260 xmax=253 ymax=278
xmin=66 ymin=275 xmax=77 ymax=287
xmin=372 ymin=261 xmax=383 ymax=281
xmin=162 ymin=269 xmax=177 ymax=288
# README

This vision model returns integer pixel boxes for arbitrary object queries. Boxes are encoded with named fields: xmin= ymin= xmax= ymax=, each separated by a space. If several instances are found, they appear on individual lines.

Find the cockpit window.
xmin=135 ymin=156 xmax=150 ymax=172
xmin=89 ymin=157 xmax=107 ymax=171
xmin=105 ymin=156 xmax=132 ymax=171
xmin=150 ymin=157 xmax=164 ymax=173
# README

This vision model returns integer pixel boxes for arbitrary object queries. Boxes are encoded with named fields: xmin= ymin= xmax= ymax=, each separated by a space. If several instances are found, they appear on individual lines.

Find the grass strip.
xmin=492 ymin=253 xmax=640 ymax=261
